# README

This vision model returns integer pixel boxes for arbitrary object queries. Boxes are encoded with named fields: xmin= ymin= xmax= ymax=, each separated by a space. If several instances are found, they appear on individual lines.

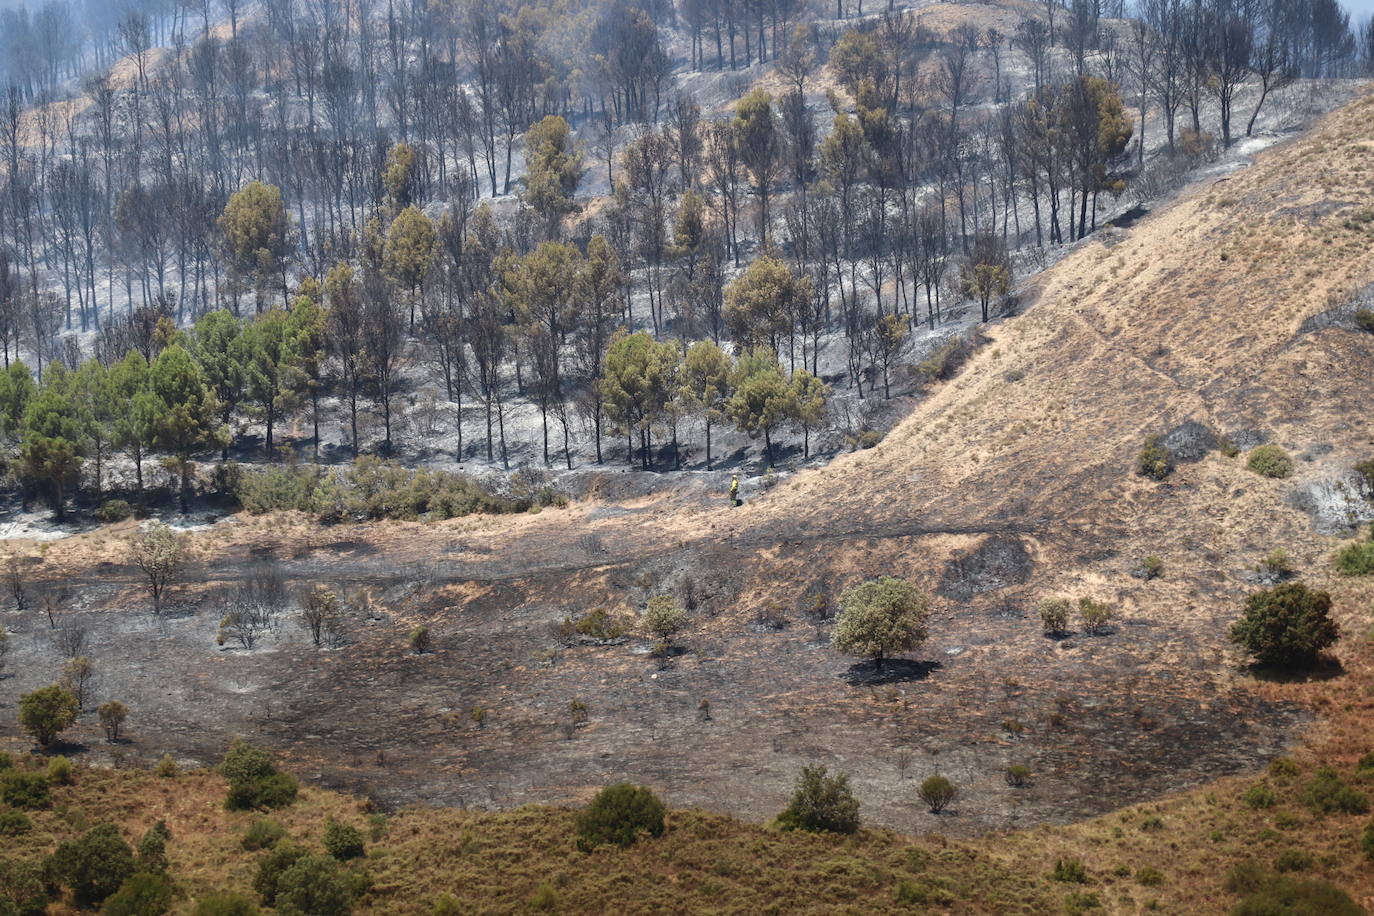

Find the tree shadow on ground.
xmin=840 ymin=658 xmax=942 ymax=686
xmin=1246 ymin=655 xmax=1346 ymax=684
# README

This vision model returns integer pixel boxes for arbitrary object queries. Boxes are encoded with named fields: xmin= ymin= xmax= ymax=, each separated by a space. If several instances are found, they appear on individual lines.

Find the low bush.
xmin=1135 ymin=867 xmax=1164 ymax=887
xmin=1269 ymin=758 xmax=1300 ymax=784
xmin=253 ymin=844 xmax=308 ymax=907
xmin=138 ymin=821 xmax=171 ymax=873
xmin=101 ymin=872 xmax=175 ymax=916
xmin=1230 ymin=582 xmax=1338 ymax=670
xmin=1005 ymin=765 xmax=1031 ymax=787
xmin=322 ymin=820 xmax=365 ymax=861
xmin=96 ymin=499 xmax=133 ymax=523
xmin=917 ymin=775 xmax=958 ymax=814
xmin=1247 ymin=445 xmax=1293 ymax=479
xmin=232 ymin=457 xmax=537 ymax=524
xmin=0 ymin=809 xmax=32 ymax=835
xmin=1273 ymin=848 xmax=1314 ymax=873
xmin=48 ymin=823 xmax=137 ymax=908
xmin=1354 ymin=309 xmax=1374 ymax=334
xmin=1255 ymin=548 xmax=1295 ymax=581
xmin=528 ymin=882 xmax=558 ymax=912
xmin=154 ymin=755 xmax=178 ymax=778
xmin=1136 ymin=435 xmax=1173 ymax=481
xmin=429 ymin=895 xmax=461 ymax=916
xmin=18 ymin=684 xmax=79 ymax=748
xmin=241 ymin=818 xmax=287 ymax=851
xmin=1063 ymin=891 xmax=1101 ymax=914
xmin=1077 ymin=598 xmax=1113 ymax=635
xmin=554 ymin=608 xmax=626 ymax=644
xmin=0 ymin=859 xmax=49 ymax=916
xmin=1244 ymin=783 xmax=1276 ymax=810
xmin=1134 ymin=556 xmax=1163 ymax=580
xmin=221 ymin=741 xmax=298 ymax=811
xmin=0 ymin=769 xmax=50 ymax=809
xmin=408 ymin=626 xmax=431 ymax=654
xmin=1362 ymin=820 xmax=1374 ymax=860
xmin=1333 ymin=541 xmax=1374 ymax=576
xmin=1231 ymin=875 xmax=1364 ymax=916
xmin=576 ymin=783 xmax=667 ymax=848
xmin=1300 ymin=768 xmax=1369 ymax=817
xmin=1039 ymin=598 xmax=1071 ymax=636
xmin=776 ymin=765 xmax=860 ymax=835
xmin=192 ymin=893 xmax=260 ymax=916
xmin=1052 ymin=857 xmax=1088 ymax=884
xmin=273 ymin=854 xmax=352 ymax=916
xmin=47 ymin=756 xmax=73 ymax=785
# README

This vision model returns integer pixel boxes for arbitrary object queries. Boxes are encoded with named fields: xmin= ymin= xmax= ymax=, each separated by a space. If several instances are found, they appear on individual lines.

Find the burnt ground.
xmin=0 ymin=502 xmax=1308 ymax=838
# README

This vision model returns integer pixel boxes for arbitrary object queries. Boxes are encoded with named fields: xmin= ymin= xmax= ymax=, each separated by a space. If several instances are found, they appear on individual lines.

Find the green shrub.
xmin=575 ymin=783 xmax=667 ymax=848
xmin=0 ymin=770 xmax=51 ymax=809
xmin=101 ymin=872 xmax=175 ymax=916
xmin=528 ymin=882 xmax=558 ymax=911
xmin=1052 ymin=857 xmax=1088 ymax=883
xmin=1136 ymin=867 xmax=1164 ymax=887
xmin=1063 ymin=891 xmax=1101 ymax=914
xmin=1269 ymin=758 xmax=1301 ymax=784
xmin=253 ymin=844 xmax=308 ymax=907
xmin=1362 ymin=820 xmax=1374 ymax=860
xmin=1273 ymin=848 xmax=1314 ymax=873
xmin=429 ymin=894 xmax=461 ymax=916
xmin=1136 ymin=436 xmax=1173 ymax=480
xmin=192 ymin=893 xmax=260 ymax=916
xmin=47 ymin=755 xmax=73 ymax=785
xmin=18 ymin=684 xmax=79 ymax=748
xmin=1077 ymin=598 xmax=1113 ymax=635
xmin=1005 ymin=764 xmax=1032 ymax=787
xmin=138 ymin=821 xmax=171 ymax=873
xmin=1140 ymin=815 xmax=1164 ymax=832
xmin=0 ymin=858 xmax=49 ymax=916
xmin=1354 ymin=459 xmax=1374 ymax=490
xmin=0 ymin=751 xmax=12 ymax=770
xmin=917 ymin=775 xmax=958 ymax=814
xmin=1354 ymin=309 xmax=1374 ymax=333
xmin=273 ymin=854 xmax=352 ymax=916
xmin=221 ymin=741 xmax=298 ymax=811
xmin=48 ymin=824 xmax=137 ymax=908
xmin=1231 ymin=875 xmax=1364 ymax=916
xmin=776 ymin=765 xmax=860 ymax=834
xmin=1039 ymin=598 xmax=1071 ymax=636
xmin=1333 ymin=541 xmax=1374 ymax=576
xmin=408 ymin=626 xmax=431 ymax=654
xmin=96 ymin=499 xmax=134 ymax=523
xmin=1244 ymin=783 xmax=1277 ymax=809
xmin=555 ymin=608 xmax=626 ymax=643
xmin=1300 ymin=768 xmax=1369 ymax=816
xmin=1136 ymin=556 xmax=1163 ymax=580
xmin=322 ymin=820 xmax=365 ymax=861
xmin=0 ymin=809 xmax=33 ymax=835
xmin=1256 ymin=548 xmax=1295 ymax=580
xmin=1230 ymin=582 xmax=1339 ymax=669
xmin=1358 ymin=750 xmax=1374 ymax=776
xmin=241 ymin=818 xmax=287 ymax=851
xmin=1247 ymin=445 xmax=1293 ymax=479
xmin=155 ymin=755 xmax=178 ymax=778
xmin=1224 ymin=860 xmax=1268 ymax=895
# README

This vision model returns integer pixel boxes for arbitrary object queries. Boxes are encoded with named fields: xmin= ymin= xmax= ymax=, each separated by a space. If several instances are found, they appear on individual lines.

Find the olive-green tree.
xmin=20 ymin=366 xmax=85 ymax=520
xmin=678 ymin=339 xmax=732 ymax=468
xmin=601 ymin=331 xmax=680 ymax=469
xmin=220 ymin=181 xmax=290 ymax=311
xmin=243 ymin=308 xmax=304 ymax=459
xmin=19 ymin=683 xmax=79 ymax=749
xmin=831 ymin=576 xmax=932 ymax=673
xmin=724 ymin=254 xmax=809 ymax=355
xmin=791 ymin=368 xmax=829 ymax=458
xmin=146 ymin=345 xmax=227 ymax=512
xmin=728 ymin=349 xmax=796 ymax=468
xmin=523 ymin=115 xmax=582 ymax=239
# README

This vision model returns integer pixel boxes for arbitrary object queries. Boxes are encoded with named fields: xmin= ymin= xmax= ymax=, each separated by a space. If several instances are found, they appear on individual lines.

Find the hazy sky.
xmin=1346 ymin=0 xmax=1374 ymax=20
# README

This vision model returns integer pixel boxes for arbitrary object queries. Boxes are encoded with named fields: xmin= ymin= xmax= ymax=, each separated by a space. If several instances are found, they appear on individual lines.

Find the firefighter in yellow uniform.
xmin=729 ymin=474 xmax=740 ymax=507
